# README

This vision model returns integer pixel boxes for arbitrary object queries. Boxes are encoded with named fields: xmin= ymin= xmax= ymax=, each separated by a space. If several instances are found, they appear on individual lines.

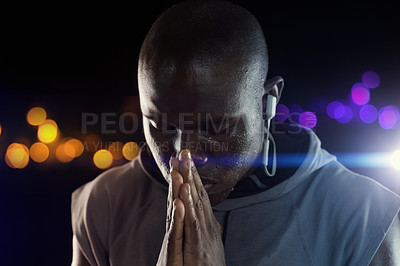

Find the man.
xmin=71 ymin=0 xmax=400 ymax=265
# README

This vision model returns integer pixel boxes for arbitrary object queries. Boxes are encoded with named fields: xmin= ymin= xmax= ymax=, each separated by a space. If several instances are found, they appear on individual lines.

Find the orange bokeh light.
xmin=93 ymin=149 xmax=113 ymax=169
xmin=37 ymin=119 xmax=58 ymax=143
xmin=65 ymin=138 xmax=84 ymax=158
xmin=109 ymin=141 xmax=124 ymax=160
xmin=5 ymin=143 xmax=29 ymax=169
xmin=30 ymin=142 xmax=49 ymax=163
xmin=27 ymin=107 xmax=47 ymax=126
xmin=122 ymin=142 xmax=140 ymax=161
xmin=56 ymin=143 xmax=74 ymax=163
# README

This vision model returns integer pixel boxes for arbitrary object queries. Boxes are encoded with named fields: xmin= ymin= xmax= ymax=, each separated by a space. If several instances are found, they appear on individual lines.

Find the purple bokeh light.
xmin=299 ymin=111 xmax=317 ymax=129
xmin=275 ymin=104 xmax=290 ymax=122
xmin=359 ymin=105 xmax=378 ymax=124
xmin=336 ymin=105 xmax=353 ymax=124
xmin=289 ymin=104 xmax=303 ymax=114
xmin=378 ymin=105 xmax=400 ymax=129
xmin=327 ymin=101 xmax=345 ymax=119
xmin=289 ymin=104 xmax=303 ymax=123
xmin=351 ymin=84 xmax=370 ymax=105
xmin=362 ymin=71 xmax=380 ymax=89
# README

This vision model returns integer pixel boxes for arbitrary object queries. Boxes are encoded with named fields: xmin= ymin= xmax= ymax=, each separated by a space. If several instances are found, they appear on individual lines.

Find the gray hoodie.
xmin=71 ymin=129 xmax=400 ymax=265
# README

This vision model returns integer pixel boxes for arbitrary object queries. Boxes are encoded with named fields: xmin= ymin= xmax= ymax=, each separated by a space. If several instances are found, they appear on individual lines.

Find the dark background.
xmin=1 ymin=1 xmax=400 ymax=265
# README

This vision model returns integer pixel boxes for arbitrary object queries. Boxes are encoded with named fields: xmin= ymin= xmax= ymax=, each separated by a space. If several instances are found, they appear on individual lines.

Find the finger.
xmin=170 ymin=157 xmax=180 ymax=173
xmin=179 ymin=157 xmax=199 ymax=202
xmin=180 ymin=183 xmax=201 ymax=244
xmin=190 ymin=161 xmax=213 ymax=216
xmin=167 ymin=198 xmax=185 ymax=264
xmin=171 ymin=170 xmax=184 ymax=200
xmin=167 ymin=157 xmax=182 ymax=232
xmin=179 ymin=151 xmax=204 ymax=223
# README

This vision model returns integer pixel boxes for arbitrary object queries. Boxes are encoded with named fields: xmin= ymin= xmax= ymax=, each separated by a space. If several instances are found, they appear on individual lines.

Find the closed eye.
xmin=149 ymin=119 xmax=177 ymax=135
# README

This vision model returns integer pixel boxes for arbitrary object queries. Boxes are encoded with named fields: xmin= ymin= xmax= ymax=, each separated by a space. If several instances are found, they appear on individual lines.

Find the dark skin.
xmin=71 ymin=1 xmax=400 ymax=265
xmin=138 ymin=18 xmax=283 ymax=263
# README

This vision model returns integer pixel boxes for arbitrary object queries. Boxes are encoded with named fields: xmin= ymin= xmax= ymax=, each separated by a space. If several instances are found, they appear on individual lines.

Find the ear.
xmin=262 ymin=76 xmax=284 ymax=120
xmin=264 ymin=76 xmax=284 ymax=102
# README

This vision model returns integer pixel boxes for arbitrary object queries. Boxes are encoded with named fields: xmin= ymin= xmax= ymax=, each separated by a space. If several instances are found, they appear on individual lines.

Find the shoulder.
xmin=293 ymin=160 xmax=400 ymax=265
xmin=71 ymin=158 xmax=158 ymax=209
xmin=71 ymin=158 xmax=164 ymax=264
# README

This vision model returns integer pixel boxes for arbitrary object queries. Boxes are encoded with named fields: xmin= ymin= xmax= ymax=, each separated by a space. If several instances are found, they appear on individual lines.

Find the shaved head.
xmin=137 ymin=0 xmax=278 ymax=205
xmin=139 ymin=0 xmax=268 ymax=95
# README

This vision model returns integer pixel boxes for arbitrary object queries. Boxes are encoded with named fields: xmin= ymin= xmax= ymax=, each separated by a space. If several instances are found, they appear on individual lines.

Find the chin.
xmin=208 ymin=189 xmax=232 ymax=206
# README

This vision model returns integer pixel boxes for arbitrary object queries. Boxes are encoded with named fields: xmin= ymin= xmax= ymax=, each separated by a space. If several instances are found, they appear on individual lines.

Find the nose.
xmin=191 ymin=152 xmax=208 ymax=165
xmin=180 ymin=130 xmax=208 ymax=166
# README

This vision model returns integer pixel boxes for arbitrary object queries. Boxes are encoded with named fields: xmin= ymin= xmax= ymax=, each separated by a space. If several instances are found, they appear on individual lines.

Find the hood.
xmin=212 ymin=129 xmax=337 ymax=212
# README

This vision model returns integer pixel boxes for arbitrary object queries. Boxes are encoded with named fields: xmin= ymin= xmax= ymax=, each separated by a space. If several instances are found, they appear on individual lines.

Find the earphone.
xmin=263 ymin=93 xmax=277 ymax=176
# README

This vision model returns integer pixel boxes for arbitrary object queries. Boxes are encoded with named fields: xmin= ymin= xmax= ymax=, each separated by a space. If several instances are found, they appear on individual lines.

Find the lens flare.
xmin=299 ymin=111 xmax=317 ymax=129
xmin=351 ymin=84 xmax=370 ymax=105
xmin=391 ymin=150 xmax=400 ymax=171
xmin=122 ymin=142 xmax=140 ymax=161
xmin=37 ymin=119 xmax=58 ymax=143
xmin=378 ymin=105 xmax=400 ymax=129
xmin=362 ymin=71 xmax=380 ymax=89
xmin=29 ymin=142 xmax=49 ymax=163
xmin=93 ymin=149 xmax=113 ymax=169
xmin=27 ymin=107 xmax=47 ymax=126
xmin=5 ymin=143 xmax=29 ymax=169
xmin=359 ymin=105 xmax=378 ymax=124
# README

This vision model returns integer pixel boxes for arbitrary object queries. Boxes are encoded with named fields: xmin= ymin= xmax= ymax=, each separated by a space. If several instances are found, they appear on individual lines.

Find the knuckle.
xmin=195 ymin=199 xmax=203 ymax=211
xmin=199 ymin=187 xmax=208 ymax=200
xmin=192 ymin=218 xmax=201 ymax=231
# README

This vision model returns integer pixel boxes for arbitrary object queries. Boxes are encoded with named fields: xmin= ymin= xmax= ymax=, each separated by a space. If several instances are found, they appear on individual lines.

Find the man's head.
xmin=138 ymin=0 xmax=283 ymax=205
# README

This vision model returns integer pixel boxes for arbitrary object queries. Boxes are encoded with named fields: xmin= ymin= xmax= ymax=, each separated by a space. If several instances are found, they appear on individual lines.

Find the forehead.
xmin=139 ymin=56 xmax=260 ymax=117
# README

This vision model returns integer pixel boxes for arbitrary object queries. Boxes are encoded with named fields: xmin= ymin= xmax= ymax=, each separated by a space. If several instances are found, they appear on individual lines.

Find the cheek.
xmin=143 ymin=123 xmax=176 ymax=179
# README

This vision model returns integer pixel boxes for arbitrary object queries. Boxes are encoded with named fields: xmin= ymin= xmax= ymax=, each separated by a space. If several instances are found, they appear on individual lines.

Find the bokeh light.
xmin=56 ymin=139 xmax=75 ymax=163
xmin=109 ymin=141 xmax=124 ymax=160
xmin=5 ymin=143 xmax=29 ymax=169
xmin=336 ymin=105 xmax=353 ymax=124
xmin=289 ymin=104 xmax=303 ymax=123
xmin=378 ymin=105 xmax=400 ymax=129
xmin=351 ymin=84 xmax=370 ymax=105
xmin=359 ymin=105 xmax=378 ymax=124
xmin=299 ymin=111 xmax=317 ymax=129
xmin=326 ymin=101 xmax=345 ymax=119
xmin=362 ymin=71 xmax=380 ymax=89
xmin=65 ymin=138 xmax=84 ymax=158
xmin=37 ymin=119 xmax=58 ymax=143
xmin=275 ymin=104 xmax=290 ymax=122
xmin=0 ymin=124 xmax=2 ymax=136
xmin=29 ymin=142 xmax=49 ymax=163
xmin=93 ymin=149 xmax=113 ymax=169
xmin=122 ymin=142 xmax=140 ymax=161
xmin=390 ymin=150 xmax=400 ymax=171
xmin=27 ymin=107 xmax=47 ymax=126
xmin=83 ymin=134 xmax=102 ymax=153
